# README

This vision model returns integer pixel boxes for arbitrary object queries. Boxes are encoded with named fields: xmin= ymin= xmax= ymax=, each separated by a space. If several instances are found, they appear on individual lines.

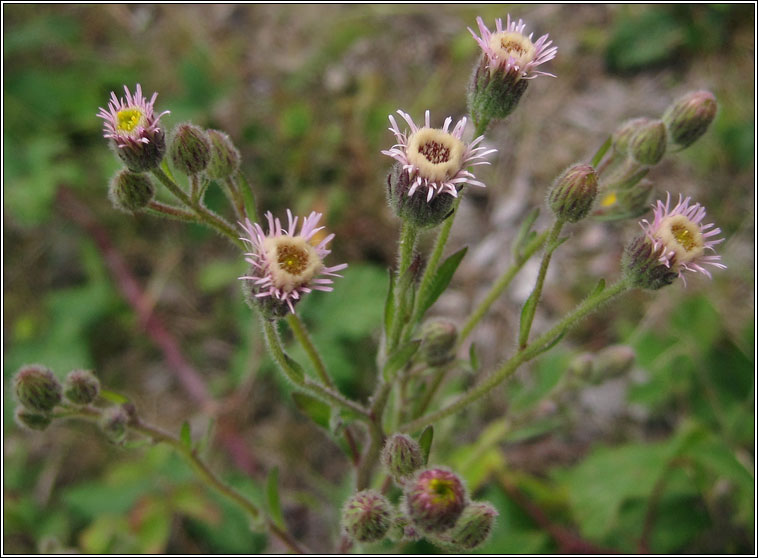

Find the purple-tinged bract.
xmin=239 ymin=211 xmax=347 ymax=317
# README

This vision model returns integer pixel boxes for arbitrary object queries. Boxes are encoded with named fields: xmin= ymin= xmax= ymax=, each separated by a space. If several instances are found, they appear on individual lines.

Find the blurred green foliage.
xmin=3 ymin=4 xmax=753 ymax=554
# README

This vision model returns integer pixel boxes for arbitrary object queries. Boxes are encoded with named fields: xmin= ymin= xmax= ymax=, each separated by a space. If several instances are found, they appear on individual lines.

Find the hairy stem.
xmin=518 ymin=218 xmax=565 ymax=349
xmin=400 ymin=279 xmax=631 ymax=433
xmin=388 ymin=222 xmax=419 ymax=351
xmin=458 ymin=229 xmax=549 ymax=346
xmin=151 ymin=167 xmax=245 ymax=249
xmin=262 ymin=318 xmax=370 ymax=420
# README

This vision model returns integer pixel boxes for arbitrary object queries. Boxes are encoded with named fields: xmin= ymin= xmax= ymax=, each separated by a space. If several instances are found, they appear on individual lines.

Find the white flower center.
xmin=488 ymin=31 xmax=536 ymax=69
xmin=263 ymin=236 xmax=323 ymax=292
xmin=657 ymin=214 xmax=704 ymax=264
xmin=406 ymin=128 xmax=465 ymax=183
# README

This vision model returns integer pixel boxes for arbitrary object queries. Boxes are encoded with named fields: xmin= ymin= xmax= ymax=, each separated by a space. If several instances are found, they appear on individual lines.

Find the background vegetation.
xmin=4 ymin=4 xmax=754 ymax=553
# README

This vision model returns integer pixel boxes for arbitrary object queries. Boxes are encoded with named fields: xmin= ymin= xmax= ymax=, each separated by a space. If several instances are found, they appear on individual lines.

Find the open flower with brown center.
xmin=641 ymin=193 xmax=726 ymax=284
xmin=382 ymin=110 xmax=496 ymax=203
xmin=239 ymin=210 xmax=347 ymax=315
xmin=469 ymin=15 xmax=557 ymax=80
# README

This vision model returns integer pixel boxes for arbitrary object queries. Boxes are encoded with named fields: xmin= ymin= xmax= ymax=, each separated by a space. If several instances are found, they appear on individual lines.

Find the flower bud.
xmin=662 ymin=90 xmax=717 ymax=150
xmin=113 ymin=128 xmax=166 ymax=172
xmin=100 ymin=405 xmax=130 ymax=444
xmin=445 ymin=501 xmax=498 ymax=550
xmin=567 ymin=352 xmax=594 ymax=380
xmin=622 ymin=236 xmax=677 ymax=290
xmin=14 ymin=365 xmax=62 ymax=413
xmin=63 ymin=369 xmax=100 ymax=405
xmin=381 ymin=434 xmax=424 ymax=479
xmin=387 ymin=164 xmax=456 ymax=228
xmin=108 ymin=169 xmax=155 ymax=212
xmin=419 ymin=319 xmax=458 ymax=367
xmin=405 ymin=468 xmax=467 ymax=533
xmin=387 ymin=509 xmax=422 ymax=542
xmin=629 ymin=119 xmax=667 ymax=166
xmin=547 ymin=164 xmax=598 ymax=223
xmin=169 ymin=123 xmax=211 ymax=175
xmin=14 ymin=407 xmax=52 ymax=431
xmin=205 ymin=129 xmax=241 ymax=180
xmin=468 ymin=58 xmax=529 ymax=127
xmin=612 ymin=117 xmax=653 ymax=155
xmin=341 ymin=490 xmax=393 ymax=543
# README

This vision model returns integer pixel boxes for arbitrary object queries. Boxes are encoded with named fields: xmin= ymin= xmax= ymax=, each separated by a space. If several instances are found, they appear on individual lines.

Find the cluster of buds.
xmin=342 ymin=435 xmax=497 ymax=550
xmin=13 ymin=366 xmax=101 ymax=431
xmin=595 ymin=90 xmax=718 ymax=221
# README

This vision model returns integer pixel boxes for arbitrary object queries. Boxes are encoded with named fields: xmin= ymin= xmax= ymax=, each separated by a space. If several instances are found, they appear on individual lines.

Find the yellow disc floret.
xmin=488 ymin=31 xmax=536 ymax=69
xmin=116 ymin=108 xmax=144 ymax=133
xmin=657 ymin=214 xmax=704 ymax=264
xmin=263 ymin=236 xmax=323 ymax=292
xmin=406 ymin=128 xmax=465 ymax=183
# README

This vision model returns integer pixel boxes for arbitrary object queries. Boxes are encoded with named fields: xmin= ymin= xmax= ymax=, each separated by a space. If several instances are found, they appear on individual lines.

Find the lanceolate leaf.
xmin=418 ymin=425 xmax=434 ymax=464
xmin=291 ymin=392 xmax=331 ymax=429
xmin=416 ymin=246 xmax=468 ymax=319
xmin=265 ymin=467 xmax=285 ymax=530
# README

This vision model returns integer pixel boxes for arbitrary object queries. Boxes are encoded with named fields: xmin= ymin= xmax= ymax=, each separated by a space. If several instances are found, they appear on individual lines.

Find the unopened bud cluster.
xmin=595 ymin=90 xmax=717 ymax=221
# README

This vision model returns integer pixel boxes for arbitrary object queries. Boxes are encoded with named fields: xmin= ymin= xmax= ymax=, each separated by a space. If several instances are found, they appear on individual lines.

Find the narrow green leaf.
xmin=590 ymin=136 xmax=612 ymax=167
xmin=518 ymin=291 xmax=538 ymax=347
xmin=180 ymin=421 xmax=192 ymax=449
xmin=283 ymin=353 xmax=305 ymax=382
xmin=535 ymin=330 xmax=566 ymax=357
xmin=291 ymin=392 xmax=330 ymax=429
xmin=100 ymin=389 xmax=129 ymax=405
xmin=590 ymin=278 xmax=606 ymax=298
xmin=265 ymin=467 xmax=285 ymax=530
xmin=418 ymin=426 xmax=434 ymax=464
xmin=469 ymin=342 xmax=480 ymax=371
xmin=384 ymin=268 xmax=396 ymax=336
xmin=383 ymin=340 xmax=421 ymax=381
xmin=237 ymin=172 xmax=259 ymax=221
xmin=548 ymin=235 xmax=570 ymax=253
xmin=416 ymin=246 xmax=468 ymax=318
xmin=196 ymin=418 xmax=215 ymax=455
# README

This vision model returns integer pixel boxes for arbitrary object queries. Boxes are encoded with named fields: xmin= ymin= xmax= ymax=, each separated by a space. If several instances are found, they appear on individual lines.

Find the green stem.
xmin=412 ymin=364 xmax=450 ymax=420
xmin=356 ymin=381 xmax=392 ymax=490
xmin=286 ymin=313 xmax=333 ymax=388
xmin=388 ymin=222 xmax=419 ymax=351
xmin=262 ymin=318 xmax=369 ymax=420
xmin=400 ymin=279 xmax=631 ymax=433
xmin=235 ymin=172 xmax=261 ymax=225
xmin=458 ymin=229 xmax=549 ymax=346
xmin=518 ymin=219 xmax=565 ymax=349
xmin=151 ymin=167 xmax=245 ymax=249
xmin=59 ymin=406 xmax=307 ymax=554
xmin=145 ymin=200 xmax=204 ymax=223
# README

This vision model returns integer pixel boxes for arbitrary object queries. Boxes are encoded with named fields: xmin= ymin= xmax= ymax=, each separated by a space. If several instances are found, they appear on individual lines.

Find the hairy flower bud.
xmin=14 ymin=365 xmax=62 ymax=413
xmin=567 ymin=352 xmax=594 ymax=380
xmin=387 ymin=508 xmax=422 ymax=542
xmin=468 ymin=58 xmax=530 ymax=126
xmin=382 ymin=434 xmax=424 ymax=479
xmin=170 ymin=123 xmax=211 ymax=175
xmin=63 ymin=369 xmax=100 ymax=405
xmin=662 ymin=90 xmax=717 ymax=150
xmin=445 ymin=501 xmax=498 ymax=550
xmin=612 ymin=117 xmax=653 ymax=155
xmin=108 ymin=169 xmax=155 ymax=212
xmin=341 ymin=490 xmax=393 ymax=543
xmin=405 ymin=468 xmax=467 ymax=533
xmin=387 ymin=164 xmax=457 ymax=228
xmin=547 ymin=164 xmax=599 ymax=223
xmin=419 ymin=319 xmax=458 ymax=367
xmin=622 ymin=236 xmax=678 ymax=290
xmin=15 ymin=407 xmax=52 ymax=431
xmin=629 ymin=119 xmax=667 ymax=166
xmin=100 ymin=405 xmax=130 ymax=444
xmin=205 ymin=129 xmax=241 ymax=180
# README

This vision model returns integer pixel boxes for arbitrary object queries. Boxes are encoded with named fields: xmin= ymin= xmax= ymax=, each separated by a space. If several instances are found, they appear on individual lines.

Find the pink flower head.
xmin=640 ymin=193 xmax=726 ymax=284
xmin=239 ymin=210 xmax=347 ymax=314
xmin=469 ymin=15 xmax=557 ymax=80
xmin=381 ymin=110 xmax=496 ymax=202
xmin=97 ymin=84 xmax=169 ymax=148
